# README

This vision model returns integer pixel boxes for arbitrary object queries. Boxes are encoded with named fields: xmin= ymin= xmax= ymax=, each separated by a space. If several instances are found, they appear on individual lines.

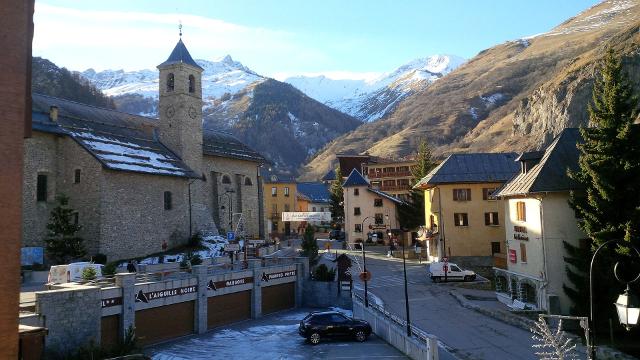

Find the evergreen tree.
xmin=564 ymin=49 xmax=640 ymax=317
xmin=398 ymin=139 xmax=437 ymax=229
xmin=301 ymin=225 xmax=319 ymax=266
xmin=45 ymin=194 xmax=86 ymax=264
xmin=329 ymin=166 xmax=344 ymax=229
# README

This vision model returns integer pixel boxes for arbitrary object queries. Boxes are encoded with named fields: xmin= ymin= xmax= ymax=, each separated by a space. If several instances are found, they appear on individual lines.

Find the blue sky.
xmin=33 ymin=0 xmax=600 ymax=79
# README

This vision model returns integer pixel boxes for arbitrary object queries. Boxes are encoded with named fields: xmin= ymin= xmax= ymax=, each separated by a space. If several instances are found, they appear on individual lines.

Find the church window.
xmin=164 ymin=191 xmax=172 ymax=210
xmin=167 ymin=73 xmax=175 ymax=92
xmin=74 ymin=169 xmax=81 ymax=184
xmin=189 ymin=75 xmax=195 ymax=93
xmin=36 ymin=174 xmax=47 ymax=202
xmin=221 ymin=175 xmax=231 ymax=184
xmin=244 ymin=177 xmax=253 ymax=186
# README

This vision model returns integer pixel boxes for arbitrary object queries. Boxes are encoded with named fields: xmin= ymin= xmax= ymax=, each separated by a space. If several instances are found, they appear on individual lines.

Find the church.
xmin=23 ymin=37 xmax=267 ymax=262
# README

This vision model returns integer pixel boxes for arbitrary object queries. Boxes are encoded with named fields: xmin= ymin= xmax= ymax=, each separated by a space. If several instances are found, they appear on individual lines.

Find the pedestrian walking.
xmin=126 ymin=260 xmax=137 ymax=273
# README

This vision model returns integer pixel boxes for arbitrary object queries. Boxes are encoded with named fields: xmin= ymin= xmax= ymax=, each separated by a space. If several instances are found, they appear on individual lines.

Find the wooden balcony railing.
xmin=368 ymin=171 xmax=413 ymax=179
xmin=378 ymin=184 xmax=411 ymax=192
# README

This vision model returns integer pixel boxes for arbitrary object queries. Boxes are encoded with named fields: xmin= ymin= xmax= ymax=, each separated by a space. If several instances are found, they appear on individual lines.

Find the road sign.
xmin=248 ymin=239 xmax=265 ymax=245
xmin=227 ymin=231 xmax=235 ymax=241
xmin=224 ymin=243 xmax=240 ymax=252
xmin=359 ymin=271 xmax=372 ymax=282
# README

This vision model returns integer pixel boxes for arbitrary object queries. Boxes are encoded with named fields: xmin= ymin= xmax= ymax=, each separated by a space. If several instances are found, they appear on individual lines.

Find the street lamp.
xmin=388 ymin=224 xmax=412 ymax=337
xmin=219 ymin=190 xmax=236 ymax=231
xmin=360 ymin=216 xmax=374 ymax=307
xmin=588 ymin=239 xmax=640 ymax=359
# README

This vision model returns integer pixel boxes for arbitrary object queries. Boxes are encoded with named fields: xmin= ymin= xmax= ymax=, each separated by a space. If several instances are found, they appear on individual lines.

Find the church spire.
xmin=179 ymin=21 xmax=182 ymax=38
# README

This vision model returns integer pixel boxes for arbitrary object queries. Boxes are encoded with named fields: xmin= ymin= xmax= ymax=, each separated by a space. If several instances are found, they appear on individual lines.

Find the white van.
xmin=47 ymin=262 xmax=103 ymax=284
xmin=428 ymin=262 xmax=476 ymax=282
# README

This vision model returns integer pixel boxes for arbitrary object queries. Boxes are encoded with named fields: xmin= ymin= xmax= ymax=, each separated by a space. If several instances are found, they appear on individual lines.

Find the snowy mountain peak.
xmin=285 ymin=54 xmax=466 ymax=122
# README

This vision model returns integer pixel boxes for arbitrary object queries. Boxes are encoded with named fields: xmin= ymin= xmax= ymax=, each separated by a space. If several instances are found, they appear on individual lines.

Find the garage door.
xmin=101 ymin=315 xmax=120 ymax=349
xmin=135 ymin=301 xmax=194 ymax=346
xmin=261 ymin=282 xmax=295 ymax=315
xmin=207 ymin=290 xmax=252 ymax=329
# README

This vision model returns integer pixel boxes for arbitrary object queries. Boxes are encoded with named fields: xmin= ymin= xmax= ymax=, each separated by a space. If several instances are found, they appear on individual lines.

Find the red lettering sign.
xmin=509 ymin=249 xmax=517 ymax=263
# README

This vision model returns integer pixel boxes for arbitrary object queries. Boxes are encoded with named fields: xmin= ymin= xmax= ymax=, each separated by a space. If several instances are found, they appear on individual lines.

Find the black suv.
xmin=298 ymin=311 xmax=371 ymax=345
xmin=328 ymin=230 xmax=345 ymax=240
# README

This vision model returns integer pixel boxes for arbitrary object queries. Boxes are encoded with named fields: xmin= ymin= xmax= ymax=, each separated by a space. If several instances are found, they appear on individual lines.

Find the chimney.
xmin=49 ymin=106 xmax=58 ymax=122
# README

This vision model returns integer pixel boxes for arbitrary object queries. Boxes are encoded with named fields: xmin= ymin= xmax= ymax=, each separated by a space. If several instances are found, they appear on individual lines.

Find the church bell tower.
xmin=157 ymin=31 xmax=204 ymax=171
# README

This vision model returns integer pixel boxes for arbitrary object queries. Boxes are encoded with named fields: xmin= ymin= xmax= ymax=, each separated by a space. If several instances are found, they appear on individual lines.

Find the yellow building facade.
xmin=262 ymin=180 xmax=297 ymax=235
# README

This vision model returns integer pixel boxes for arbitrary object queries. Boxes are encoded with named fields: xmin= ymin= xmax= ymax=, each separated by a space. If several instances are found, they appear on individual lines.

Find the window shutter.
xmin=467 ymin=189 xmax=471 ymax=201
xmin=520 ymin=243 xmax=527 ymax=262
xmin=453 ymin=189 xmax=458 ymax=201
xmin=494 ymin=212 xmax=500 ymax=225
xmin=36 ymin=174 xmax=47 ymax=202
xmin=482 ymin=188 xmax=488 ymax=200
xmin=463 ymin=214 xmax=468 ymax=226
xmin=484 ymin=213 xmax=490 ymax=225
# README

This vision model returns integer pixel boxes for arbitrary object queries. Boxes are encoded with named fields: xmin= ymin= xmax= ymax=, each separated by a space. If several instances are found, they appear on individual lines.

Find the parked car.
xmin=47 ymin=262 xmax=104 ymax=285
xmin=328 ymin=230 xmax=345 ymax=240
xmin=298 ymin=311 xmax=371 ymax=345
xmin=428 ymin=262 xmax=476 ymax=282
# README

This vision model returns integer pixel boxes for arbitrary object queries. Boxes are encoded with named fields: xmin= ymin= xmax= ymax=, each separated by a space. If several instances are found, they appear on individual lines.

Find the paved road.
xmin=147 ymin=308 xmax=407 ymax=359
xmin=342 ymin=250 xmax=538 ymax=360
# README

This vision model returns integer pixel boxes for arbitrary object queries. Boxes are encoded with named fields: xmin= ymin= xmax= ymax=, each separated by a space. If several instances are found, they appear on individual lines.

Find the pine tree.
xmin=565 ymin=49 xmax=640 ymax=317
xmin=398 ymin=139 xmax=437 ymax=230
xmin=45 ymin=194 xmax=86 ymax=264
xmin=329 ymin=166 xmax=344 ymax=229
xmin=301 ymin=225 xmax=319 ymax=266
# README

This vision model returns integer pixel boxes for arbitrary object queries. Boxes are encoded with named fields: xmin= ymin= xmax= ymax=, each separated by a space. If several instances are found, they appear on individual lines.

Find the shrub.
xmin=81 ymin=266 xmax=97 ymax=281
xmin=301 ymin=226 xmax=319 ymax=266
xmin=103 ymin=262 xmax=118 ymax=276
xmin=92 ymin=253 xmax=107 ymax=265
xmin=314 ymin=264 xmax=336 ymax=282
xmin=188 ymin=233 xmax=203 ymax=248
xmin=188 ymin=252 xmax=203 ymax=266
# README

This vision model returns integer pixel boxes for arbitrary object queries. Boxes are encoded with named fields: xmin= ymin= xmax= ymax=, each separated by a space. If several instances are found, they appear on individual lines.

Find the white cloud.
xmin=272 ymin=71 xmax=382 ymax=82
xmin=32 ymin=3 xmax=317 ymax=73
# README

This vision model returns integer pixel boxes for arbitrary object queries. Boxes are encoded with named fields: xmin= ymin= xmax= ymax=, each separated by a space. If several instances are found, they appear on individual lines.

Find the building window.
xmin=284 ymin=204 xmax=290 ymax=212
xmin=374 ymin=213 xmax=384 ymax=225
xmin=222 ymin=175 xmax=232 ymax=184
xmin=516 ymin=201 xmax=526 ymax=222
xmin=484 ymin=212 xmax=499 ymax=226
xmin=355 ymin=224 xmax=362 ymax=233
xmin=189 ymin=74 xmax=195 ymax=93
xmin=354 ymin=188 xmax=359 ymax=196
xmin=164 ymin=191 xmax=172 ymax=210
xmin=36 ymin=174 xmax=47 ymax=202
xmin=454 ymin=213 xmax=468 ymax=226
xmin=271 ymin=187 xmax=277 ymax=197
xmin=284 ymin=187 xmax=290 ymax=197
xmin=482 ymin=188 xmax=497 ymax=200
xmin=320 ymin=207 xmax=324 ymax=212
xmin=272 ymin=204 xmax=277 ymax=213
xmin=354 ymin=207 xmax=361 ymax=216
xmin=491 ymin=242 xmax=501 ymax=255
xmin=520 ymin=243 xmax=527 ymax=263
xmin=167 ymin=73 xmax=174 ymax=92
xmin=374 ymin=198 xmax=383 ymax=207
xmin=73 ymin=212 xmax=79 ymax=226
xmin=453 ymin=188 xmax=471 ymax=201
xmin=312 ymin=207 xmax=316 ymax=212
xmin=74 ymin=169 xmax=81 ymax=184
xmin=244 ymin=177 xmax=253 ymax=186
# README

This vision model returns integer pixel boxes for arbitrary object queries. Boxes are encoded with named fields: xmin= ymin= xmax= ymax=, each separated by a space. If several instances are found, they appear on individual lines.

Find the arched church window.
xmin=167 ymin=73 xmax=175 ymax=92
xmin=189 ymin=75 xmax=195 ymax=93
xmin=244 ymin=177 xmax=253 ymax=186
xmin=221 ymin=175 xmax=231 ymax=184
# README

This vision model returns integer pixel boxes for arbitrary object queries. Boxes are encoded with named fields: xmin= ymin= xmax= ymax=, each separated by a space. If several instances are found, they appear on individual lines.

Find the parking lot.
xmin=147 ymin=308 xmax=407 ymax=360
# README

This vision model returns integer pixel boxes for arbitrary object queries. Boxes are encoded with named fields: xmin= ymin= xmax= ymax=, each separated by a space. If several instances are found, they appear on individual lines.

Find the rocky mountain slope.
xmin=301 ymin=0 xmax=640 ymax=180
xmin=32 ymin=57 xmax=114 ymax=108
xmin=284 ymin=55 xmax=465 ymax=122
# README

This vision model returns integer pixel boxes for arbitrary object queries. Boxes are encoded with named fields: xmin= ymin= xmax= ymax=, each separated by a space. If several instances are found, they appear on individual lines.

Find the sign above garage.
xmin=281 ymin=212 xmax=331 ymax=222
xmin=207 ymin=276 xmax=254 ymax=291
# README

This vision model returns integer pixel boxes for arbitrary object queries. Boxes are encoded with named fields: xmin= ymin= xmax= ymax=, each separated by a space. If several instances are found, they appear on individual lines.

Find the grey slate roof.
xmin=203 ymin=129 xmax=267 ymax=163
xmin=495 ymin=128 xmax=583 ymax=197
xmin=157 ymin=39 xmax=204 ymax=71
xmin=414 ymin=153 xmax=519 ymax=189
xmin=367 ymin=188 xmax=404 ymax=205
xmin=342 ymin=169 xmax=369 ymax=187
xmin=297 ymin=182 xmax=331 ymax=203
xmin=32 ymin=94 xmax=199 ymax=178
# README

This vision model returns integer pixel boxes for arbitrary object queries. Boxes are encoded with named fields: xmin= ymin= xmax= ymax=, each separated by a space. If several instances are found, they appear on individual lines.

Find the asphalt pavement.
xmin=341 ymin=248 xmax=539 ymax=360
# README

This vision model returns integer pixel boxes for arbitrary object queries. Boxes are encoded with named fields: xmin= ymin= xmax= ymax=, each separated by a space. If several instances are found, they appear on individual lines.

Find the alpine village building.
xmin=413 ymin=153 xmax=519 ymax=265
xmin=23 ymin=37 xmax=267 ymax=263
xmin=493 ymin=128 xmax=585 ymax=314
